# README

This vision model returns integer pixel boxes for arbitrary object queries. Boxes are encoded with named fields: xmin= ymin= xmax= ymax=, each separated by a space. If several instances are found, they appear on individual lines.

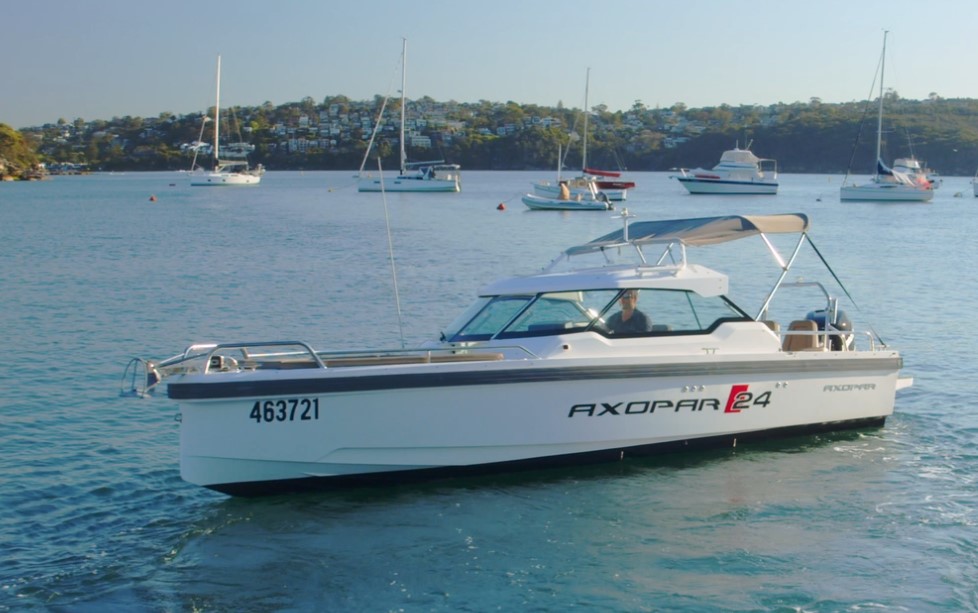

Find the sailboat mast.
xmin=214 ymin=55 xmax=222 ymax=166
xmin=399 ymin=38 xmax=407 ymax=175
xmin=582 ymin=67 xmax=590 ymax=171
xmin=875 ymin=31 xmax=887 ymax=175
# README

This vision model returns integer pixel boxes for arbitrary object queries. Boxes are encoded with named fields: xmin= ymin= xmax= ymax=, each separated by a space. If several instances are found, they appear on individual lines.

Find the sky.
xmin=3 ymin=0 xmax=978 ymax=129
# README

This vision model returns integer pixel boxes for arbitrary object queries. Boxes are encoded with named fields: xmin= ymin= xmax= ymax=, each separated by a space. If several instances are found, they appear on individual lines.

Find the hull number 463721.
xmin=250 ymin=398 xmax=320 ymax=423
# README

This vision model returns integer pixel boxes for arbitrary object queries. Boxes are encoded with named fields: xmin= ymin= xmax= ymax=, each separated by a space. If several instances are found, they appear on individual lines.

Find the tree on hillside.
xmin=0 ymin=123 xmax=41 ymax=178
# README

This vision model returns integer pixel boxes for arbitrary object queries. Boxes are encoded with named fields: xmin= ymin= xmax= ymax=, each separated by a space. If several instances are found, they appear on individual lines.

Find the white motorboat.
xmin=674 ymin=145 xmax=778 ymax=194
xmin=123 ymin=213 xmax=911 ymax=496
xmin=522 ymin=192 xmax=613 ymax=211
xmin=523 ymin=175 xmax=613 ymax=210
xmin=190 ymin=56 xmax=263 ymax=187
xmin=840 ymin=32 xmax=932 ymax=202
xmin=357 ymin=39 xmax=461 ymax=193
xmin=533 ymin=174 xmax=626 ymax=202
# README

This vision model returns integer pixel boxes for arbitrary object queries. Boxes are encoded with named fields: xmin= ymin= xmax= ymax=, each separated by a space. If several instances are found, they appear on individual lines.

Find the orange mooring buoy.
xmin=149 ymin=195 xmax=157 ymax=202
xmin=497 ymin=203 xmax=505 ymax=210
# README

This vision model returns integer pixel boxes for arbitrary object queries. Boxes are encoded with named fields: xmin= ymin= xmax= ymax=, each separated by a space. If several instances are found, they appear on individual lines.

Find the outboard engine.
xmin=806 ymin=309 xmax=853 ymax=351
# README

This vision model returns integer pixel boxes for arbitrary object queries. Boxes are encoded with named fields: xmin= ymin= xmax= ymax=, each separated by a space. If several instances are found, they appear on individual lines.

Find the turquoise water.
xmin=1 ymin=171 xmax=976 ymax=611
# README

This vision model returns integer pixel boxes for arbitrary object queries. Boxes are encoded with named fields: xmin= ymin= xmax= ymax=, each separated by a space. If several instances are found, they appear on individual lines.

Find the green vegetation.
xmin=0 ymin=123 xmax=42 ymax=179
xmin=10 ymin=93 xmax=978 ymax=175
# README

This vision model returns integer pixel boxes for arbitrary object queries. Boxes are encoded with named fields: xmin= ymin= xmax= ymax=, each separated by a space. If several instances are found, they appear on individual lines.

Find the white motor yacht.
xmin=123 ymin=213 xmax=911 ymax=496
xmin=675 ymin=146 xmax=778 ymax=194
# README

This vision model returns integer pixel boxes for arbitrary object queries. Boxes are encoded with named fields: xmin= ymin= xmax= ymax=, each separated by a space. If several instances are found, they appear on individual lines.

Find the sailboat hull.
xmin=191 ymin=172 xmax=261 ymax=186
xmin=358 ymin=175 xmax=459 ymax=192
xmin=840 ymin=183 xmax=932 ymax=202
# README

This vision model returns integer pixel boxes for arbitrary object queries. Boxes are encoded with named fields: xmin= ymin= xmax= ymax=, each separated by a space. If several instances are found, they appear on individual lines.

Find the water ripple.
xmin=2 ymin=172 xmax=977 ymax=611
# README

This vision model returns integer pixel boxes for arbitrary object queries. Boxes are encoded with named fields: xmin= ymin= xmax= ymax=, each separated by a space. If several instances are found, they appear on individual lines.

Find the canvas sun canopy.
xmin=719 ymin=148 xmax=764 ymax=164
xmin=564 ymin=214 xmax=811 ymax=256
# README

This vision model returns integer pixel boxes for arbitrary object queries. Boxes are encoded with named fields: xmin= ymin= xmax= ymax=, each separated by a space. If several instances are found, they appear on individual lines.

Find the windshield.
xmin=497 ymin=290 xmax=619 ymax=338
xmin=444 ymin=289 xmax=749 ymax=342
xmin=445 ymin=295 xmax=534 ymax=342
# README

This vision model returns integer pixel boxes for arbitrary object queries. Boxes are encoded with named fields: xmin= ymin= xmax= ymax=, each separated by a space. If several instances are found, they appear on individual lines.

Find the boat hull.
xmin=191 ymin=172 xmax=261 ymax=186
xmin=358 ymin=176 xmax=460 ymax=192
xmin=522 ymin=193 xmax=612 ymax=210
xmin=840 ymin=184 xmax=933 ymax=202
xmin=677 ymin=177 xmax=778 ymax=195
xmin=170 ymin=353 xmax=903 ymax=495
xmin=534 ymin=181 xmax=626 ymax=201
xmin=595 ymin=180 xmax=635 ymax=192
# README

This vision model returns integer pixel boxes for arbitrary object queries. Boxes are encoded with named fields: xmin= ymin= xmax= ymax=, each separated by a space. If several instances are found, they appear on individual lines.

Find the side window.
xmin=646 ymin=290 xmax=749 ymax=332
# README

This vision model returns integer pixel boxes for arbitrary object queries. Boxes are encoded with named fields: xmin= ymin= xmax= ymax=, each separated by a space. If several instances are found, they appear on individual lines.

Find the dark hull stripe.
xmin=168 ymin=357 xmax=903 ymax=400
xmin=677 ymin=177 xmax=778 ymax=189
xmin=209 ymin=416 xmax=887 ymax=497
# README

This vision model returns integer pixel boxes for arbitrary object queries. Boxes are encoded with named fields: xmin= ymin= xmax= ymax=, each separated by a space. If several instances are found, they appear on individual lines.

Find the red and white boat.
xmin=584 ymin=167 xmax=636 ymax=191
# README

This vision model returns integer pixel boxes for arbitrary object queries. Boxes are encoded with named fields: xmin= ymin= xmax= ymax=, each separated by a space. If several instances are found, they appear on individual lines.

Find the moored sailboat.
xmin=357 ymin=39 xmax=461 ymax=193
xmin=190 ymin=56 xmax=263 ymax=187
xmin=840 ymin=32 xmax=932 ymax=202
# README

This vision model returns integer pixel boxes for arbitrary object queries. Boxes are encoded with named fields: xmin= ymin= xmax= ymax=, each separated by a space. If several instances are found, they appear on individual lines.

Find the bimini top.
xmin=565 ymin=213 xmax=810 ymax=256
xmin=718 ymin=148 xmax=767 ymax=165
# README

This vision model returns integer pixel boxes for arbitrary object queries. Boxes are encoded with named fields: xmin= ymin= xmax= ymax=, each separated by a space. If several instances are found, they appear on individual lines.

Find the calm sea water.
xmin=1 ymin=170 xmax=976 ymax=611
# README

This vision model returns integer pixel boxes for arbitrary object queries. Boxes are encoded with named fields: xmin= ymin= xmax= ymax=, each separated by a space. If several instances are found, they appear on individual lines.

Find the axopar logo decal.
xmin=823 ymin=383 xmax=876 ymax=392
xmin=568 ymin=384 xmax=772 ymax=417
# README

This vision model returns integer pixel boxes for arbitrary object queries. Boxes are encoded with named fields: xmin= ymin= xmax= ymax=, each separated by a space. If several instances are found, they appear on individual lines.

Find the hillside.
xmin=13 ymin=94 xmax=978 ymax=176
